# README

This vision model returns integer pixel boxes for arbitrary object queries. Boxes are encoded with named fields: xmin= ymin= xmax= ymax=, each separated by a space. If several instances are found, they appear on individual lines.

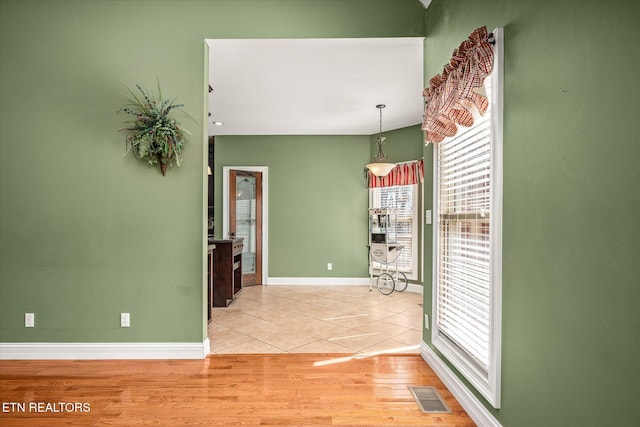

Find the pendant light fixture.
xmin=366 ymin=104 xmax=395 ymax=177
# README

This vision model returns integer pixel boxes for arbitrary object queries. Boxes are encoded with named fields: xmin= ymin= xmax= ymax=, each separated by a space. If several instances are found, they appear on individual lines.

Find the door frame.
xmin=222 ymin=166 xmax=268 ymax=285
xmin=229 ymin=169 xmax=262 ymax=286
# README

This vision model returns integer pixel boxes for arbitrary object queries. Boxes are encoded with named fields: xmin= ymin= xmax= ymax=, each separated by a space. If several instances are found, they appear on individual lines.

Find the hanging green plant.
xmin=117 ymin=82 xmax=193 ymax=175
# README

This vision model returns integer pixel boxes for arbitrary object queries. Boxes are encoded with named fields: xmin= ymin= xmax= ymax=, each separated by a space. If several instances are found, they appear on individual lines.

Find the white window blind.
xmin=370 ymin=184 xmax=417 ymax=276
xmin=437 ymin=117 xmax=491 ymax=368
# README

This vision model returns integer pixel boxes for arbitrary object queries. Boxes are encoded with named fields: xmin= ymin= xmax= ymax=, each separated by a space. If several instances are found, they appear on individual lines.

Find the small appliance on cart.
xmin=368 ymin=208 xmax=408 ymax=294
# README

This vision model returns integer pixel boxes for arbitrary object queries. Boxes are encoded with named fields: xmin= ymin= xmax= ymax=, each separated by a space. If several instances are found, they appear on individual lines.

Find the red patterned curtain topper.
xmin=422 ymin=26 xmax=494 ymax=144
xmin=368 ymin=159 xmax=424 ymax=189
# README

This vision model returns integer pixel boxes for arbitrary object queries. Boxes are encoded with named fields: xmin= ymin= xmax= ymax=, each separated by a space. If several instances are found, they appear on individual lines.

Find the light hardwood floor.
xmin=0 ymin=286 xmax=475 ymax=425
xmin=0 ymin=354 xmax=475 ymax=426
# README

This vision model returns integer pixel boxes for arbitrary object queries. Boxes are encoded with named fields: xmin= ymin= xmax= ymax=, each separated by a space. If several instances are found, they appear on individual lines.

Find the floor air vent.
xmin=408 ymin=386 xmax=452 ymax=413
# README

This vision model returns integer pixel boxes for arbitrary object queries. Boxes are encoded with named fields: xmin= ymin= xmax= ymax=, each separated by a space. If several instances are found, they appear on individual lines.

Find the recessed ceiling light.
xmin=212 ymin=121 xmax=224 ymax=126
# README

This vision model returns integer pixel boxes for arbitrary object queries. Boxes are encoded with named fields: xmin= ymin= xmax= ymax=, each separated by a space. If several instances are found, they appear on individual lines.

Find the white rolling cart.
xmin=368 ymin=208 xmax=408 ymax=295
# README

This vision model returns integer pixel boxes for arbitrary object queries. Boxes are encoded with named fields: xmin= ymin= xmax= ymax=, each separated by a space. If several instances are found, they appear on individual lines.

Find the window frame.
xmin=431 ymin=28 xmax=503 ymax=408
xmin=369 ymin=181 xmax=420 ymax=281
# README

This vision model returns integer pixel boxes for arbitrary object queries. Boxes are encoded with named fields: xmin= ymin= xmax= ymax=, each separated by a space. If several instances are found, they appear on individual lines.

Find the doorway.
xmin=229 ymin=170 xmax=262 ymax=286
xmin=222 ymin=166 xmax=268 ymax=286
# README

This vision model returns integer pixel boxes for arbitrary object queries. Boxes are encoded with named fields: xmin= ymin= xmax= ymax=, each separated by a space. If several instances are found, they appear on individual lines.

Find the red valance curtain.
xmin=368 ymin=159 xmax=424 ymax=188
xmin=422 ymin=26 xmax=494 ymax=144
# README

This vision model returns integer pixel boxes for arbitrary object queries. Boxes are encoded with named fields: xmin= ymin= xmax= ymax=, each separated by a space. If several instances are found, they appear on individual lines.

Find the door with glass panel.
xmin=229 ymin=170 xmax=262 ymax=286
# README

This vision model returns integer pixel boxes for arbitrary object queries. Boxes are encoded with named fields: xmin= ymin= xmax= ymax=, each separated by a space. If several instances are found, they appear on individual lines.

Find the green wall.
xmin=215 ymin=135 xmax=371 ymax=278
xmin=0 ymin=0 xmax=424 ymax=343
xmin=4 ymin=0 xmax=637 ymax=424
xmin=213 ymin=127 xmax=425 ymax=280
xmin=422 ymin=0 xmax=640 ymax=425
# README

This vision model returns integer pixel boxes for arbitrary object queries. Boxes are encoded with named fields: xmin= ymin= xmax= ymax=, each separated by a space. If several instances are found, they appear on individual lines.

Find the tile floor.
xmin=208 ymin=285 xmax=424 ymax=354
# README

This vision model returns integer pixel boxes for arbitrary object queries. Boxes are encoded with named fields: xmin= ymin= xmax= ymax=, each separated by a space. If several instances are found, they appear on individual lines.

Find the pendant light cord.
xmin=374 ymin=104 xmax=386 ymax=161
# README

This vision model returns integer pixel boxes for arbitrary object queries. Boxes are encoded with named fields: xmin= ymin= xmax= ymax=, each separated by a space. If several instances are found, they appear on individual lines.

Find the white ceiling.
xmin=206 ymin=37 xmax=424 ymax=136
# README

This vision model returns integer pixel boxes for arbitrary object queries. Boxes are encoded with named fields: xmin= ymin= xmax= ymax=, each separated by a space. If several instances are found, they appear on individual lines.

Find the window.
xmin=369 ymin=183 xmax=419 ymax=280
xmin=432 ymin=29 xmax=503 ymax=408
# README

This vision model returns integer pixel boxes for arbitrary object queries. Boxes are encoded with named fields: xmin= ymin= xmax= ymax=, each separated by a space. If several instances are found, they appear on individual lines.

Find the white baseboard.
xmin=0 ymin=338 xmax=211 ymax=360
xmin=267 ymin=277 xmax=423 ymax=294
xmin=404 ymin=283 xmax=423 ymax=294
xmin=420 ymin=341 xmax=502 ymax=427
xmin=267 ymin=277 xmax=370 ymax=286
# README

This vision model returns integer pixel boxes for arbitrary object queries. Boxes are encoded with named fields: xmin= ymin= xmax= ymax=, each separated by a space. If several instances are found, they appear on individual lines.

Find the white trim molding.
xmin=369 ymin=183 xmax=420 ymax=281
xmin=222 ymin=166 xmax=269 ymax=284
xmin=0 ymin=339 xmax=210 ymax=360
xmin=267 ymin=278 xmax=423 ymax=294
xmin=421 ymin=341 xmax=502 ymax=427
xmin=267 ymin=277 xmax=370 ymax=286
xmin=431 ymin=27 xmax=504 ymax=408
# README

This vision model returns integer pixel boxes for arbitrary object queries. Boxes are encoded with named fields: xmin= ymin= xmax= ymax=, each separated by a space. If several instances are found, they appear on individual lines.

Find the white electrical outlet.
xmin=120 ymin=312 xmax=130 ymax=328
xmin=25 ymin=313 xmax=35 ymax=328
xmin=424 ymin=314 xmax=429 ymax=330
xmin=327 ymin=263 xmax=332 ymax=271
xmin=425 ymin=210 xmax=432 ymax=225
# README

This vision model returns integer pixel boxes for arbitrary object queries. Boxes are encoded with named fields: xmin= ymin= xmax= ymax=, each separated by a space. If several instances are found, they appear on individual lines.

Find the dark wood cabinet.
xmin=211 ymin=238 xmax=243 ymax=307
xmin=207 ymin=244 xmax=215 ymax=322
